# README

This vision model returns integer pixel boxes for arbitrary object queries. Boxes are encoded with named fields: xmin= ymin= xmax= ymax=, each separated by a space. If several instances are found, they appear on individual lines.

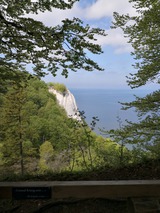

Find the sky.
xmin=31 ymin=0 xmax=156 ymax=90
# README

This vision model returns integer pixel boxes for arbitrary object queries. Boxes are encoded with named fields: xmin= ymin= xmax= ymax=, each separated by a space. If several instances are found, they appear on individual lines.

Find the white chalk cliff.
xmin=49 ymin=88 xmax=81 ymax=120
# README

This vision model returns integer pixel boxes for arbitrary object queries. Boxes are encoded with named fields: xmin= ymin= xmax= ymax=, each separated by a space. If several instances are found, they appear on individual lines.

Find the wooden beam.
xmin=0 ymin=180 xmax=160 ymax=200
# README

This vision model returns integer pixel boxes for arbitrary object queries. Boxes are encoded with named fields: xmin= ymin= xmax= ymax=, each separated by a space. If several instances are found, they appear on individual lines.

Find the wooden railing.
xmin=0 ymin=180 xmax=160 ymax=200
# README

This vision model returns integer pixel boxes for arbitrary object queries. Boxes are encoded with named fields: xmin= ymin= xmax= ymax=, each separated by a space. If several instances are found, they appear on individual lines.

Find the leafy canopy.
xmin=0 ymin=0 xmax=106 ymax=79
xmin=112 ymin=0 xmax=160 ymax=88
xmin=106 ymin=0 xmax=160 ymax=160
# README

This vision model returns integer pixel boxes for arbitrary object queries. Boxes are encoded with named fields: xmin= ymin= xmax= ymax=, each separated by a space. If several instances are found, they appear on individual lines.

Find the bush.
xmin=39 ymin=141 xmax=54 ymax=173
xmin=48 ymin=82 xmax=67 ymax=94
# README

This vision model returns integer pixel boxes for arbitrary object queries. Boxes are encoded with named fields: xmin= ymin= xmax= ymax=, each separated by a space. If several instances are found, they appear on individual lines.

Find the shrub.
xmin=48 ymin=82 xmax=67 ymax=94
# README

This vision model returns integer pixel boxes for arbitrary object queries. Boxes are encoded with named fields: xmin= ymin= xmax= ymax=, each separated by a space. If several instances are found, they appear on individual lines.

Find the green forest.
xmin=0 ymin=74 xmax=159 ymax=180
xmin=0 ymin=0 xmax=160 ymax=180
xmin=0 ymin=75 xmax=130 ymax=178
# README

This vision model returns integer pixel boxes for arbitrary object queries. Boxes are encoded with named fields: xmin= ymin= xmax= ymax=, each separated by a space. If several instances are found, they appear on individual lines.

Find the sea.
xmin=70 ymin=88 xmax=153 ymax=135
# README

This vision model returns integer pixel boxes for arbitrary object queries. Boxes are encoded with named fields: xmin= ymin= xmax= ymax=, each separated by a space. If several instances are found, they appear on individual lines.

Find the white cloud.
xmin=29 ymin=0 xmax=136 ymax=26
xmin=28 ymin=3 xmax=83 ymax=26
xmin=82 ymin=0 xmax=136 ymax=53
xmin=84 ymin=0 xmax=136 ymax=19
xmin=27 ymin=0 xmax=136 ymax=53
xmin=95 ymin=28 xmax=133 ymax=54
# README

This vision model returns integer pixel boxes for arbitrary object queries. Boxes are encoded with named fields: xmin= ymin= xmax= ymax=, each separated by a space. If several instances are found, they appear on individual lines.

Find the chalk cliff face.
xmin=49 ymin=88 xmax=81 ymax=120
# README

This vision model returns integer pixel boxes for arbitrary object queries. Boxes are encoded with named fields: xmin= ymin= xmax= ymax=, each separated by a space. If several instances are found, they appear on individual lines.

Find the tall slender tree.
xmin=1 ymin=81 xmax=27 ymax=175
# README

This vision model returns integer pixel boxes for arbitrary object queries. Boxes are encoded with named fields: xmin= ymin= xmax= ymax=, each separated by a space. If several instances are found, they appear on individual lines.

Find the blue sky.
xmin=31 ymin=0 xmax=157 ymax=90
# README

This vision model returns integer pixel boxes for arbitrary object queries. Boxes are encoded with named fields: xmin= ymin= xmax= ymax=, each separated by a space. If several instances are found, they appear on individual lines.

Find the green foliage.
xmin=0 ymin=71 xmax=133 ymax=176
xmin=0 ymin=144 xmax=3 ymax=166
xmin=61 ymin=113 xmax=126 ymax=171
xmin=48 ymin=82 xmax=67 ymax=93
xmin=94 ymin=136 xmax=130 ymax=167
xmin=39 ymin=141 xmax=54 ymax=172
xmin=107 ymin=0 xmax=160 ymax=160
xmin=0 ymin=73 xmax=70 ymax=173
xmin=0 ymin=80 xmax=28 ymax=175
xmin=112 ymin=0 xmax=160 ymax=88
xmin=23 ymin=140 xmax=37 ymax=158
xmin=62 ymin=114 xmax=97 ymax=171
xmin=0 ymin=0 xmax=106 ymax=82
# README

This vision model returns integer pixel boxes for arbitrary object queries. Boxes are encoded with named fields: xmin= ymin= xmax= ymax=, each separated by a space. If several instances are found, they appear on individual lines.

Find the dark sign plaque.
xmin=12 ymin=187 xmax=51 ymax=200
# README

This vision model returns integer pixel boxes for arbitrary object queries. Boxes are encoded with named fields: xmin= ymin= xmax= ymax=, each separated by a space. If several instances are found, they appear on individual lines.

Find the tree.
xmin=112 ymin=0 xmax=160 ymax=88
xmin=0 ymin=75 xmax=72 ymax=174
xmin=108 ymin=0 xmax=160 ymax=159
xmin=94 ymin=136 xmax=127 ymax=167
xmin=0 ymin=0 xmax=106 ymax=82
xmin=0 ymin=81 xmax=27 ymax=175
xmin=39 ymin=141 xmax=54 ymax=172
